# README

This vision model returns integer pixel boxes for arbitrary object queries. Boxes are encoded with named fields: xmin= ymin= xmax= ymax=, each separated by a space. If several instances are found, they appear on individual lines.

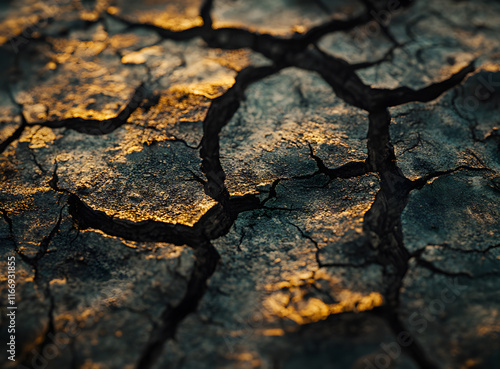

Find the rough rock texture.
xmin=0 ymin=1 xmax=499 ymax=369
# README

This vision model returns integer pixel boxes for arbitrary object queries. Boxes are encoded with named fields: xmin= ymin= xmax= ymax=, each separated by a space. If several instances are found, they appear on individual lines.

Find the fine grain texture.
xmin=0 ymin=1 xmax=499 ymax=369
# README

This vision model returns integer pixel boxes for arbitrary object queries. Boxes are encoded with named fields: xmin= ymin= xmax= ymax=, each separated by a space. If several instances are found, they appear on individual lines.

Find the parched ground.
xmin=0 ymin=1 xmax=499 ymax=369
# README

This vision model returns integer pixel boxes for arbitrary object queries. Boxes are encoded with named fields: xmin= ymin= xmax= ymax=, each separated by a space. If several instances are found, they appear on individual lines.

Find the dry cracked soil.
xmin=0 ymin=0 xmax=499 ymax=369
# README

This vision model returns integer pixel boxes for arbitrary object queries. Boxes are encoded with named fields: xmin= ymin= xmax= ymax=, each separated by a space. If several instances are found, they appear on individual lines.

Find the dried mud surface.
xmin=0 ymin=1 xmax=499 ymax=369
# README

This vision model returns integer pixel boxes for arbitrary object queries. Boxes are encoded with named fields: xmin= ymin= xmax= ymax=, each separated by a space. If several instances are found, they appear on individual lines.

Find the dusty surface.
xmin=0 ymin=0 xmax=499 ymax=369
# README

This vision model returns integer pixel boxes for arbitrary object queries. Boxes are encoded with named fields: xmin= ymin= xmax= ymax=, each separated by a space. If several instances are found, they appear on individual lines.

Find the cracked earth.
xmin=0 ymin=0 xmax=499 ymax=368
